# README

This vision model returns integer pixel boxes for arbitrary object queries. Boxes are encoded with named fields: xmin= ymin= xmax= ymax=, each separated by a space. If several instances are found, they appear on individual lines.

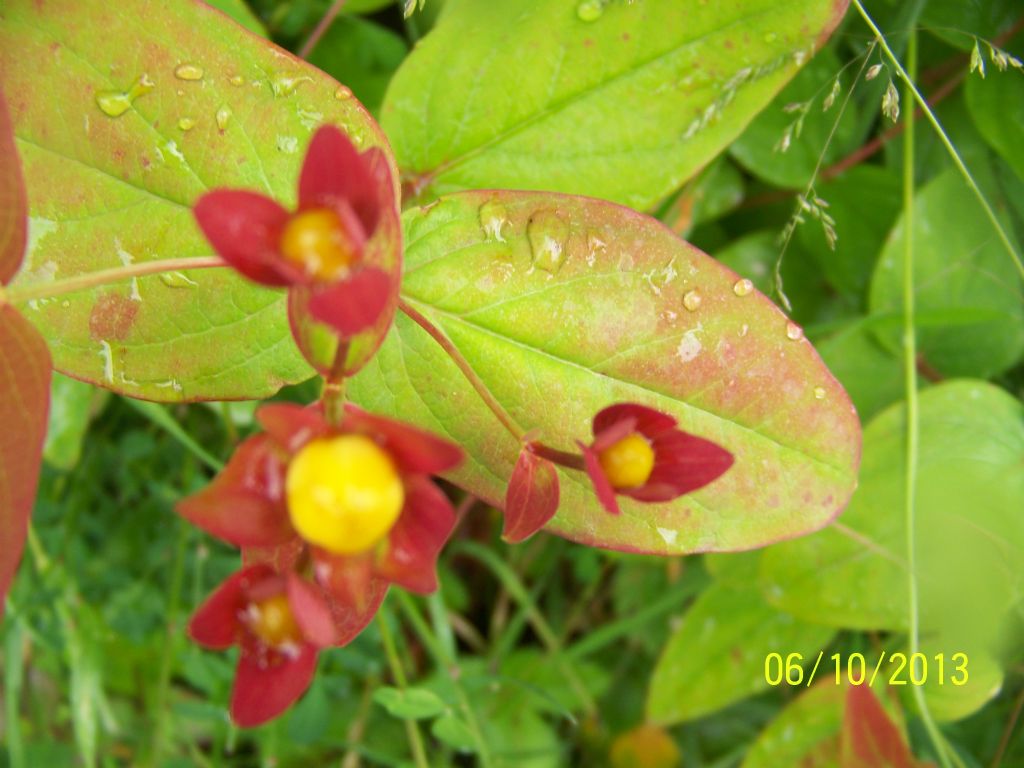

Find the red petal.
xmin=299 ymin=125 xmax=382 ymax=236
xmin=193 ymin=191 xmax=292 ymax=286
xmin=286 ymin=573 xmax=338 ymax=648
xmin=0 ymin=87 xmax=27 ymax=284
xmin=343 ymin=405 xmax=463 ymax=475
xmin=593 ymin=403 xmax=677 ymax=441
xmin=0 ymin=308 xmax=50 ymax=613
xmin=622 ymin=431 xmax=734 ymax=502
xmin=189 ymin=565 xmax=275 ymax=649
xmin=230 ymin=644 xmax=318 ymax=727
xmin=579 ymin=441 xmax=621 ymax=515
xmin=256 ymin=403 xmax=329 ymax=453
xmin=306 ymin=268 xmax=394 ymax=337
xmin=176 ymin=435 xmax=293 ymax=548
xmin=377 ymin=476 xmax=456 ymax=593
xmin=502 ymin=449 xmax=560 ymax=543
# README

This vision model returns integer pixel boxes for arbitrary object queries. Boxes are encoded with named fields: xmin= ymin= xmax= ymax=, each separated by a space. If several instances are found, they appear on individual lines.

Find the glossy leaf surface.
xmin=383 ymin=0 xmax=849 ymax=210
xmin=350 ymin=190 xmax=861 ymax=554
xmin=0 ymin=0 xmax=397 ymax=400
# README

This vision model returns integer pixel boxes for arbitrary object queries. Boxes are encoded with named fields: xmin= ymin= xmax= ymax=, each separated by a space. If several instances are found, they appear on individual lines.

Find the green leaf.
xmin=759 ymin=381 xmax=1024 ymax=655
xmin=350 ymin=190 xmax=861 ymax=554
xmin=432 ymin=713 xmax=478 ymax=752
xmin=373 ymin=685 xmax=448 ymax=720
xmin=869 ymin=169 xmax=1024 ymax=378
xmin=730 ymin=48 xmax=860 ymax=189
xmin=742 ymin=683 xmax=844 ymax=768
xmin=382 ymin=0 xmax=849 ymax=210
xmin=204 ymin=0 xmax=269 ymax=37
xmin=966 ymin=67 xmax=1024 ymax=182
xmin=44 ymin=374 xmax=104 ymax=470
xmin=0 ymin=0 xmax=395 ymax=401
xmin=647 ymin=581 xmax=835 ymax=724
xmin=817 ymin=318 xmax=904 ymax=422
xmin=308 ymin=16 xmax=408 ymax=114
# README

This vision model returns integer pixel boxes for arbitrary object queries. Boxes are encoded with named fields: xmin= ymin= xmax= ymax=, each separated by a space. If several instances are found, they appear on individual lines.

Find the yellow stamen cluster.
xmin=286 ymin=435 xmax=404 ymax=555
xmin=279 ymin=207 xmax=358 ymax=280
xmin=248 ymin=593 xmax=301 ymax=648
xmin=598 ymin=433 xmax=655 ymax=489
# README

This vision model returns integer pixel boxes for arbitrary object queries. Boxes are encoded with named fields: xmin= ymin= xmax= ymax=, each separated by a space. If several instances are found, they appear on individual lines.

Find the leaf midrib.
xmin=400 ymin=294 xmax=851 ymax=477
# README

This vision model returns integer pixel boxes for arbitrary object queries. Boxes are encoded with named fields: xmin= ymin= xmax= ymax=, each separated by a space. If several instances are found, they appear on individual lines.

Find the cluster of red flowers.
xmin=183 ymin=125 xmax=734 ymax=726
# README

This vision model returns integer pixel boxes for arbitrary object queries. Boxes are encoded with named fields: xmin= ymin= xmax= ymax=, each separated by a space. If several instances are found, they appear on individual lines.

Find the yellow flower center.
xmin=598 ymin=432 xmax=655 ymax=489
xmin=248 ymin=593 xmax=301 ymax=648
xmin=286 ymin=435 xmax=404 ymax=555
xmin=279 ymin=208 xmax=358 ymax=281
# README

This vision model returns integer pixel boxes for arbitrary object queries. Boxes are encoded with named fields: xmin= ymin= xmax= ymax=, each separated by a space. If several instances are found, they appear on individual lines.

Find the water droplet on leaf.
xmin=95 ymin=74 xmax=154 ymax=117
xmin=174 ymin=64 xmax=204 ymax=81
xmin=732 ymin=278 xmax=753 ymax=296
xmin=577 ymin=0 xmax=604 ymax=21
xmin=527 ymin=209 xmax=570 ymax=274
xmin=216 ymin=105 xmax=232 ymax=131
xmin=478 ymin=200 xmax=510 ymax=242
xmin=159 ymin=271 xmax=198 ymax=289
xmin=682 ymin=289 xmax=702 ymax=312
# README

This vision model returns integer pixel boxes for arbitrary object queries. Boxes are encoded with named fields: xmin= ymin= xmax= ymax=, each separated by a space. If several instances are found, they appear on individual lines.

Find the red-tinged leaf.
xmin=0 ymin=86 xmax=26 ymax=284
xmin=503 ymin=449 xmax=560 ymax=543
xmin=842 ymin=685 xmax=929 ymax=768
xmin=348 ymin=191 xmax=861 ymax=554
xmin=1 ymin=0 xmax=400 ymax=401
xmin=0 ymin=305 xmax=51 ymax=611
xmin=231 ymin=643 xmax=318 ymax=727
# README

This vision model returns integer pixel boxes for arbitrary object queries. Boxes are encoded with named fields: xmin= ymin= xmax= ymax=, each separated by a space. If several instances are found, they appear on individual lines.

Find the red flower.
xmin=189 ymin=564 xmax=338 ymax=727
xmin=579 ymin=403 xmax=733 ymax=516
xmin=179 ymin=403 xmax=463 ymax=617
xmin=193 ymin=126 xmax=400 ymax=374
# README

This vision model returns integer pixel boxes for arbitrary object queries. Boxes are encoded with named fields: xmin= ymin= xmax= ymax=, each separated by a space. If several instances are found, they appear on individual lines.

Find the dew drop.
xmin=732 ymin=278 xmax=753 ymax=297
xmin=216 ymin=105 xmax=232 ymax=131
xmin=785 ymin=321 xmax=804 ymax=341
xmin=177 ymin=117 xmax=196 ymax=131
xmin=577 ymin=0 xmax=604 ymax=21
xmin=682 ymin=289 xmax=702 ymax=312
xmin=478 ymin=200 xmax=510 ymax=242
xmin=527 ymin=209 xmax=570 ymax=274
xmin=271 ymin=73 xmax=313 ymax=97
xmin=95 ymin=74 xmax=154 ymax=117
xmin=813 ymin=386 xmax=826 ymax=400
xmin=159 ymin=271 xmax=198 ymax=289
xmin=229 ymin=75 xmax=246 ymax=87
xmin=334 ymin=85 xmax=353 ymax=100
xmin=174 ymin=63 xmax=204 ymax=81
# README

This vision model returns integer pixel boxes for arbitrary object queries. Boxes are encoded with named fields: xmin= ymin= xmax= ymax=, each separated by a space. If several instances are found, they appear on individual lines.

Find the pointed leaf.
xmin=384 ymin=0 xmax=849 ymax=210
xmin=0 ymin=0 xmax=398 ymax=401
xmin=350 ymin=190 xmax=861 ymax=554
xmin=0 ymin=306 xmax=51 ymax=612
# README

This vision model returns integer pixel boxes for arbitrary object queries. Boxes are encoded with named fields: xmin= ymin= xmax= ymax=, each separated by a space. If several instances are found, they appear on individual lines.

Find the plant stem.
xmin=376 ymin=613 xmax=431 ymax=768
xmin=852 ymin=0 xmax=1024 ymax=280
xmin=398 ymin=298 xmax=524 ymax=441
xmin=297 ymin=0 xmax=346 ymax=60
xmin=3 ymin=257 xmax=226 ymax=306
xmin=899 ymin=32 xmax=952 ymax=768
